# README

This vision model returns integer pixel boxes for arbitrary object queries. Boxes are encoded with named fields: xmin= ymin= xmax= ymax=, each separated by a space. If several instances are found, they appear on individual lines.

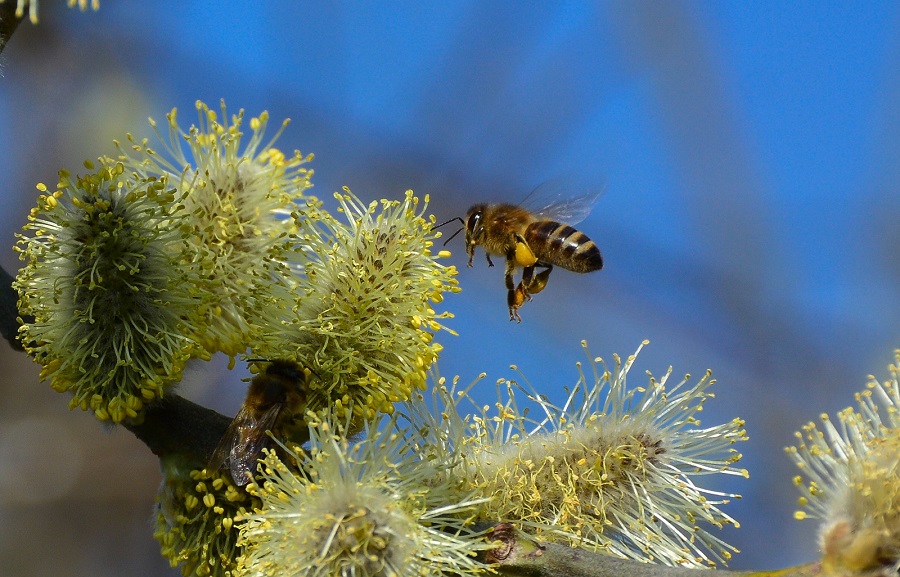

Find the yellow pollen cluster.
xmin=256 ymin=188 xmax=459 ymax=423
xmin=155 ymin=467 xmax=258 ymax=577
xmin=16 ymin=163 xmax=205 ymax=423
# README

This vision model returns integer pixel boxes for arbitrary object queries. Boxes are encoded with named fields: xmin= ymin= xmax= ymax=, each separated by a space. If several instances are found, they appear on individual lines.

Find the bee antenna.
xmin=442 ymin=226 xmax=464 ymax=246
xmin=246 ymin=358 xmax=270 ymax=363
xmin=435 ymin=216 xmax=464 ymax=230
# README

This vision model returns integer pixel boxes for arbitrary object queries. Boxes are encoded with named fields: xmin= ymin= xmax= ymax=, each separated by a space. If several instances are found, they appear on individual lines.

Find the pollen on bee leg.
xmin=512 ymin=285 xmax=529 ymax=308
xmin=507 ymin=288 xmax=526 ymax=323
xmin=526 ymin=268 xmax=552 ymax=295
xmin=514 ymin=239 xmax=537 ymax=267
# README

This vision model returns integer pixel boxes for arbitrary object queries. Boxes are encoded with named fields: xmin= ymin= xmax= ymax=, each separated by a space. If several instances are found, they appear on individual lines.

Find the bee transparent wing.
xmin=207 ymin=411 xmax=244 ymax=473
xmin=229 ymin=402 xmax=283 ymax=486
xmin=210 ymin=403 xmax=282 ymax=486
xmin=520 ymin=178 xmax=604 ymax=226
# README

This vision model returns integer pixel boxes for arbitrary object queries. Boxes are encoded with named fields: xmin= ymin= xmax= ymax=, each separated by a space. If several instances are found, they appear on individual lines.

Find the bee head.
xmin=266 ymin=360 xmax=307 ymax=382
xmin=247 ymin=358 xmax=309 ymax=385
xmin=435 ymin=206 xmax=486 ymax=265
xmin=464 ymin=204 xmax=487 ymax=247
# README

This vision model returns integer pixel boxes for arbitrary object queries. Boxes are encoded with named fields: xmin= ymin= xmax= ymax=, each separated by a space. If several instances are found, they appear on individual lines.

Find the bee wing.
xmin=230 ymin=403 xmax=284 ymax=486
xmin=209 ymin=403 xmax=283 ymax=486
xmin=520 ymin=178 xmax=604 ymax=226
xmin=207 ymin=409 xmax=246 ymax=473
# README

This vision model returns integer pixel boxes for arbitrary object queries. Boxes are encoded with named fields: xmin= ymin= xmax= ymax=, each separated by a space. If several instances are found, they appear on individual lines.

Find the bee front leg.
xmin=486 ymin=253 xmax=495 ymax=267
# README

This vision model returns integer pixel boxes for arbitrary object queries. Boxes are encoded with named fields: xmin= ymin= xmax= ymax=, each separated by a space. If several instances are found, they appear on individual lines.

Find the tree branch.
xmin=123 ymin=394 xmax=233 ymax=466
xmin=483 ymin=524 xmax=821 ymax=577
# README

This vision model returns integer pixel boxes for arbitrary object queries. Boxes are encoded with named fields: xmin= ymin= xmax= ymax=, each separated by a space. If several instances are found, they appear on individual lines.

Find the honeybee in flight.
xmin=208 ymin=359 xmax=310 ymax=486
xmin=440 ymin=182 xmax=603 ymax=322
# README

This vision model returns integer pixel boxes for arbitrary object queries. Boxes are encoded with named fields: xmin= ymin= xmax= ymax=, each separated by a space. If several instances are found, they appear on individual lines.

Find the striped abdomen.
xmin=524 ymin=221 xmax=603 ymax=273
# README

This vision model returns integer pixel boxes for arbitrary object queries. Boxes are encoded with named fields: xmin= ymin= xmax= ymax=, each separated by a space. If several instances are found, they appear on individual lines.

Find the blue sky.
xmin=1 ymin=2 xmax=898 ymax=574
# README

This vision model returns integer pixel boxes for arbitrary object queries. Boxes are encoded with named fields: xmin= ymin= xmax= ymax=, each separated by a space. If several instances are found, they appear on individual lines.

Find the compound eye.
xmin=467 ymin=212 xmax=482 ymax=234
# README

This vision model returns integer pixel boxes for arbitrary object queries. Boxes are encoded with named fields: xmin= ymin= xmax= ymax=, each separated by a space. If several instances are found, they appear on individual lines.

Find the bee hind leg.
xmin=505 ymin=255 xmax=524 ymax=322
xmin=509 ymin=264 xmax=552 ymax=322
xmin=508 ymin=293 xmax=524 ymax=322
xmin=516 ymin=263 xmax=552 ymax=299
xmin=522 ymin=264 xmax=552 ymax=296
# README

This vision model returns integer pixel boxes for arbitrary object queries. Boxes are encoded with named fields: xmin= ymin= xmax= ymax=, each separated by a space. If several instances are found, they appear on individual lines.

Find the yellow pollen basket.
xmin=514 ymin=240 xmax=538 ymax=267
